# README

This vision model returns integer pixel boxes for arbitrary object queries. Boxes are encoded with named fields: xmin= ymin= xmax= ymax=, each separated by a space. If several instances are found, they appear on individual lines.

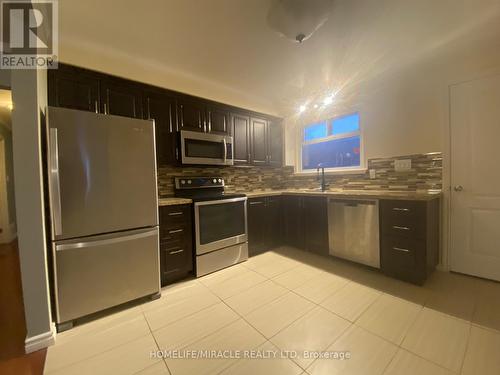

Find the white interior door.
xmin=450 ymin=74 xmax=500 ymax=281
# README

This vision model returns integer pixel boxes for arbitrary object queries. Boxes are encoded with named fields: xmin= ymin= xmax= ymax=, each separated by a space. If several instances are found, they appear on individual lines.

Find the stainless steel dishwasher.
xmin=328 ymin=198 xmax=380 ymax=268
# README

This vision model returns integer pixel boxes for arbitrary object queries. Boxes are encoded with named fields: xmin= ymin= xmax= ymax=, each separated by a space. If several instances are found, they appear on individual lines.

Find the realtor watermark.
xmin=1 ymin=0 xmax=58 ymax=69
xmin=150 ymin=349 xmax=351 ymax=361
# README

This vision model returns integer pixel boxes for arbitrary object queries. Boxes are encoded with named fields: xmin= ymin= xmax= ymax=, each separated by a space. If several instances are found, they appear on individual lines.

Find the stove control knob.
xmin=218 ymin=178 xmax=222 ymax=183
xmin=181 ymin=180 xmax=186 ymax=185
xmin=187 ymin=180 xmax=192 ymax=185
xmin=213 ymin=179 xmax=217 ymax=184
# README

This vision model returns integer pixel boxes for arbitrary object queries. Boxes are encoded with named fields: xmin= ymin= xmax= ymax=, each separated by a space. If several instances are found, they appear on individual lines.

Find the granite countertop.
xmin=234 ymin=189 xmax=442 ymax=201
xmin=158 ymin=197 xmax=193 ymax=206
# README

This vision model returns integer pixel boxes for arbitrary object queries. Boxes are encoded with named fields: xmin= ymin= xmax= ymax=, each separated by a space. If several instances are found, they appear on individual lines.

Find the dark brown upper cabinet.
xmin=48 ymin=63 xmax=283 ymax=165
xmin=177 ymin=96 xmax=205 ymax=132
xmin=100 ymin=78 xmax=143 ymax=119
xmin=268 ymin=120 xmax=283 ymax=167
xmin=206 ymin=105 xmax=230 ymax=135
xmin=250 ymin=117 xmax=268 ymax=165
xmin=231 ymin=113 xmax=251 ymax=164
xmin=143 ymin=89 xmax=178 ymax=165
xmin=48 ymin=65 xmax=100 ymax=112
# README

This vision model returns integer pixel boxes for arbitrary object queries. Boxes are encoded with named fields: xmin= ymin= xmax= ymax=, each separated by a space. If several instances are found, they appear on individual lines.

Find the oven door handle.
xmin=194 ymin=196 xmax=247 ymax=207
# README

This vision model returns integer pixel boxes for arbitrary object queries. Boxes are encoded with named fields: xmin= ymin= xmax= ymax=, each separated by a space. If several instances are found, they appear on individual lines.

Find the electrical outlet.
xmin=369 ymin=169 xmax=376 ymax=179
xmin=394 ymin=159 xmax=412 ymax=172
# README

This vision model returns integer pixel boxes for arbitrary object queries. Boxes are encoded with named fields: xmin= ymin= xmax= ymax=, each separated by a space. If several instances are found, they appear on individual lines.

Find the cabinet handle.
xmin=393 ymin=247 xmax=410 ymax=253
xmin=168 ymin=212 xmax=183 ymax=216
xmin=169 ymin=249 xmax=184 ymax=255
xmin=169 ymin=229 xmax=183 ymax=234
xmin=392 ymin=207 xmax=410 ymax=212
xmin=392 ymin=225 xmax=410 ymax=231
xmin=103 ymin=103 xmax=108 ymax=115
xmin=94 ymin=100 xmax=98 ymax=113
xmin=249 ymin=201 xmax=264 ymax=205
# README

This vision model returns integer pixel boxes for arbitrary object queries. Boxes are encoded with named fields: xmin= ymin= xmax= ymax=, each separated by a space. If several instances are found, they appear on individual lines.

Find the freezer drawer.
xmin=53 ymin=227 xmax=160 ymax=324
xmin=328 ymin=199 xmax=380 ymax=268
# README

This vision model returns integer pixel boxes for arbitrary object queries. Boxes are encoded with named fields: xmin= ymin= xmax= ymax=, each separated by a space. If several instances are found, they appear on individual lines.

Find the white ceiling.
xmin=59 ymin=0 xmax=500 ymax=116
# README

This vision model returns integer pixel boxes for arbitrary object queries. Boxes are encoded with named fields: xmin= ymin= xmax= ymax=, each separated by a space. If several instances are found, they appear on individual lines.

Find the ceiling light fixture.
xmin=313 ymin=104 xmax=319 ymax=109
xmin=323 ymin=95 xmax=333 ymax=105
xmin=267 ymin=0 xmax=334 ymax=43
xmin=299 ymin=104 xmax=307 ymax=113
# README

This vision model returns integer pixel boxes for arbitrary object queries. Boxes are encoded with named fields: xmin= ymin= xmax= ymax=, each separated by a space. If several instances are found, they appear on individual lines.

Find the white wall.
xmin=284 ymin=47 xmax=500 ymax=167
xmin=11 ymin=69 xmax=54 ymax=352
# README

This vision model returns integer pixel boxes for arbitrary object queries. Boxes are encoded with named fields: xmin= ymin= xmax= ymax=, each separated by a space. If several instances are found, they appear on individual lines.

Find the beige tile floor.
xmin=44 ymin=247 xmax=500 ymax=375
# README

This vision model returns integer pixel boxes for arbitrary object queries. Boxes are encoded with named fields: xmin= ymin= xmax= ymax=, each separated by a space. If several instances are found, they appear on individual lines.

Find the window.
xmin=301 ymin=112 xmax=362 ymax=171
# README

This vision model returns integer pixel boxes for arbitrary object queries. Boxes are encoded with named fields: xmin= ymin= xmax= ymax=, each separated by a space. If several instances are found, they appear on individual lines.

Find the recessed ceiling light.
xmin=313 ymin=104 xmax=319 ymax=109
xmin=299 ymin=104 xmax=307 ymax=113
xmin=323 ymin=95 xmax=333 ymax=105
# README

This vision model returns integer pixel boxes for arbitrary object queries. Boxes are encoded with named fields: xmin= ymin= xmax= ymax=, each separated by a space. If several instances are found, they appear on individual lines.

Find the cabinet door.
xmin=247 ymin=198 xmax=268 ymax=256
xmin=251 ymin=117 xmax=268 ymax=165
xmin=232 ymin=113 xmax=251 ymax=164
xmin=207 ymin=105 xmax=230 ymax=135
xmin=268 ymin=120 xmax=283 ymax=167
xmin=303 ymin=196 xmax=329 ymax=255
xmin=177 ymin=97 xmax=205 ymax=132
xmin=144 ymin=90 xmax=178 ymax=165
xmin=100 ymin=79 xmax=143 ymax=118
xmin=266 ymin=196 xmax=283 ymax=248
xmin=282 ymin=196 xmax=304 ymax=249
xmin=48 ymin=65 xmax=99 ymax=112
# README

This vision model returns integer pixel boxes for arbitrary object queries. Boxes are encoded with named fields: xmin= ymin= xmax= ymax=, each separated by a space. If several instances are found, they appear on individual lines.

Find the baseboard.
xmin=25 ymin=323 xmax=56 ymax=353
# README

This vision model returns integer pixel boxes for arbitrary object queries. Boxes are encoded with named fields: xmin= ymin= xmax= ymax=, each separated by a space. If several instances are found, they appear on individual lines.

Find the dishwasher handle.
xmin=330 ymin=199 xmax=377 ymax=207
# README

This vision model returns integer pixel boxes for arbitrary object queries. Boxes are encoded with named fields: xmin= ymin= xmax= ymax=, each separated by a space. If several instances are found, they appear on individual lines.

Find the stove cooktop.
xmin=173 ymin=176 xmax=246 ymax=202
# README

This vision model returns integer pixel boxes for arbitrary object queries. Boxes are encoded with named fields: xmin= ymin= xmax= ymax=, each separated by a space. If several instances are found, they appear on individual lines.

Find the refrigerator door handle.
xmin=49 ymin=128 xmax=63 ymax=236
xmin=55 ymin=227 xmax=158 ymax=251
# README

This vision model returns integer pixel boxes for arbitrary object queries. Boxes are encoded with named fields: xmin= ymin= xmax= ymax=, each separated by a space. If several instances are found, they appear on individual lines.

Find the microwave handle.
xmin=223 ymin=138 xmax=227 ymax=163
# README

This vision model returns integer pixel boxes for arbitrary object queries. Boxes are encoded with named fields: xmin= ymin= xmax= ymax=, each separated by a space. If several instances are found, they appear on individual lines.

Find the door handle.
xmin=49 ymin=128 xmax=63 ymax=236
xmin=393 ymin=247 xmax=410 ymax=253
xmin=392 ymin=225 xmax=410 ymax=231
xmin=223 ymin=138 xmax=227 ymax=163
xmin=454 ymin=185 xmax=463 ymax=192
xmin=56 ymin=228 xmax=158 ymax=251
xmin=249 ymin=201 xmax=264 ymax=205
xmin=168 ymin=229 xmax=183 ymax=234
xmin=169 ymin=249 xmax=184 ymax=255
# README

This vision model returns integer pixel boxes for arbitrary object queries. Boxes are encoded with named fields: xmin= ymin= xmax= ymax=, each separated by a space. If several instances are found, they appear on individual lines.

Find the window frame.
xmin=296 ymin=112 xmax=366 ymax=175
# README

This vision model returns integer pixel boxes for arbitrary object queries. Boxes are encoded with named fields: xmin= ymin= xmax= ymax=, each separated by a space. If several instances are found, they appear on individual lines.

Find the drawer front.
xmin=159 ymin=225 xmax=188 ymax=244
xmin=381 ymin=236 xmax=419 ymax=268
xmin=380 ymin=200 xmax=426 ymax=239
xmin=159 ymin=204 xmax=191 ymax=228
xmin=380 ymin=235 xmax=427 ymax=284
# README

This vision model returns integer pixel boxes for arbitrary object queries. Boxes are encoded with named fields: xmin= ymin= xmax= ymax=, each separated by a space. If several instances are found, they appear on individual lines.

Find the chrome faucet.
xmin=317 ymin=164 xmax=328 ymax=192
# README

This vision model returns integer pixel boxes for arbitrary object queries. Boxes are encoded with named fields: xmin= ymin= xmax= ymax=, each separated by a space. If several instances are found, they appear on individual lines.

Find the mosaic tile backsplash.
xmin=157 ymin=152 xmax=442 ymax=197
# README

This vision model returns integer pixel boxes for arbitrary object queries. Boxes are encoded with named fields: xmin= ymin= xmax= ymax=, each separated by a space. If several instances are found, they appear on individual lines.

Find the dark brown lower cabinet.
xmin=247 ymin=196 xmax=282 ymax=256
xmin=159 ymin=204 xmax=194 ymax=285
xmin=379 ymin=198 xmax=440 ymax=285
xmin=282 ymin=195 xmax=329 ymax=255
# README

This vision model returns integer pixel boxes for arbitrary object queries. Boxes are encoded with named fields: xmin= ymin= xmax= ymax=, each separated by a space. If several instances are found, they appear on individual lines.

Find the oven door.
xmin=194 ymin=197 xmax=247 ymax=255
xmin=180 ymin=130 xmax=233 ymax=166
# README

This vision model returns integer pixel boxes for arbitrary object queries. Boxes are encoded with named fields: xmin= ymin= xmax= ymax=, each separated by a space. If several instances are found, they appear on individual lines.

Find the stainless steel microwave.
xmin=179 ymin=130 xmax=234 ymax=166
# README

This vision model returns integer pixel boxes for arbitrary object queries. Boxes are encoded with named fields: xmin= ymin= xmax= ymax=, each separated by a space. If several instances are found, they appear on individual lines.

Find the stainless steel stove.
xmin=174 ymin=177 xmax=248 ymax=276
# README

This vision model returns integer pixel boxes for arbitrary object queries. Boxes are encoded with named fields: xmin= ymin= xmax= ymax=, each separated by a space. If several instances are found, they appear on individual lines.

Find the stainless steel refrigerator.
xmin=46 ymin=106 xmax=160 ymax=331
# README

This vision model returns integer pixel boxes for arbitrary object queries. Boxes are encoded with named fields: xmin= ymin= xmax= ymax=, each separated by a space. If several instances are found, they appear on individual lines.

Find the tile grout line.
xmin=458 ymin=322 xmax=473 ymax=375
xmin=141 ymin=310 xmax=173 ymax=375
